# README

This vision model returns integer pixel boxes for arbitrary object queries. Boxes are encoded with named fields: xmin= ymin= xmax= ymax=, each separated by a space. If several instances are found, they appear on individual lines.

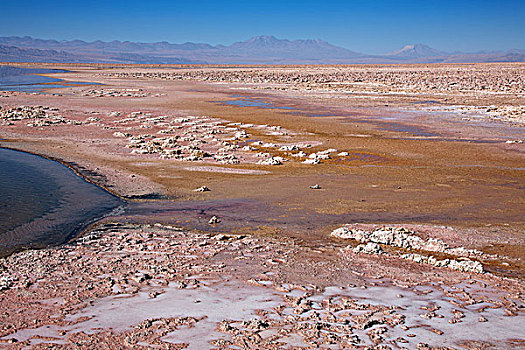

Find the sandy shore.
xmin=0 ymin=63 xmax=524 ymax=348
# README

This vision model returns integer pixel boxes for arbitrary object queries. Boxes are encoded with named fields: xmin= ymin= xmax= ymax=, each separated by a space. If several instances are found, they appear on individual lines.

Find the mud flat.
xmin=0 ymin=63 xmax=524 ymax=348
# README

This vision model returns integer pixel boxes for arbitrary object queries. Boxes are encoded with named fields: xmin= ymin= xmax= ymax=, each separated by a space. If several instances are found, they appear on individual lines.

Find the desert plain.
xmin=0 ymin=63 xmax=524 ymax=349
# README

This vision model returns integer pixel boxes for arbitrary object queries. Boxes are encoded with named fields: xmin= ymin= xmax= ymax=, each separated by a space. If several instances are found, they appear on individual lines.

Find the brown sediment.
xmin=1 ymin=64 xmax=523 ymax=255
xmin=0 ymin=63 xmax=524 ymax=348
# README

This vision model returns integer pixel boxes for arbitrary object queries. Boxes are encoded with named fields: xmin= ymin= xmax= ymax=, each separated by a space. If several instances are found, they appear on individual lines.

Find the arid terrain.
xmin=0 ymin=63 xmax=524 ymax=349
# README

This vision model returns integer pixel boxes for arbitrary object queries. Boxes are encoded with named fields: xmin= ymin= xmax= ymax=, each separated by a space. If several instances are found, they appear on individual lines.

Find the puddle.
xmin=216 ymin=94 xmax=295 ymax=110
xmin=215 ymin=94 xmax=339 ymax=117
xmin=217 ymin=94 xmax=462 ymax=140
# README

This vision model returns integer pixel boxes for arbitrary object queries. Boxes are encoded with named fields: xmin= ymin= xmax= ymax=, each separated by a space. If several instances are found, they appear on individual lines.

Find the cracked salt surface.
xmin=308 ymin=283 xmax=525 ymax=347
xmin=6 ymin=280 xmax=282 ymax=348
xmin=6 ymin=279 xmax=524 ymax=348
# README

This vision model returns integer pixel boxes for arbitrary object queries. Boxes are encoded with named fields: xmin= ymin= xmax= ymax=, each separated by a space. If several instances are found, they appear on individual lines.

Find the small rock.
xmin=302 ymin=158 xmax=320 ymax=165
xmin=257 ymin=157 xmax=283 ymax=165
xmin=131 ymin=273 xmax=151 ymax=283
xmin=209 ymin=216 xmax=221 ymax=224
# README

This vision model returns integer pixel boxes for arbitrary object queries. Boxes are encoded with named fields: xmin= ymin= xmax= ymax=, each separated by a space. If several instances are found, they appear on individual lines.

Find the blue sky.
xmin=1 ymin=0 xmax=523 ymax=54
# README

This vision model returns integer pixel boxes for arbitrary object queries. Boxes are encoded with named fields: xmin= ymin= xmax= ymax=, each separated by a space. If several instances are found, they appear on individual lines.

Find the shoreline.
xmin=2 ymin=140 xmax=522 ymax=280
xmin=0 ymin=145 xmax=127 ymax=200
xmin=0 ymin=146 xmax=125 ymax=258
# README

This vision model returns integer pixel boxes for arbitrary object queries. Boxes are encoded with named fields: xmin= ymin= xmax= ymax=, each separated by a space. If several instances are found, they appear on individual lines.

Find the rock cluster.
xmin=103 ymin=111 xmax=359 ymax=167
xmin=301 ymin=149 xmax=338 ymax=164
xmin=0 ymin=105 xmax=81 ymax=127
xmin=1 ymin=103 xmax=368 ymax=167
xmin=79 ymin=88 xmax=159 ymax=98
xmin=331 ymin=226 xmax=484 ymax=258
xmin=257 ymin=156 xmax=286 ymax=165
xmin=401 ymin=253 xmax=484 ymax=274
xmin=112 ymin=114 xmax=252 ymax=164
xmin=332 ymin=226 xmax=485 ymax=273
xmin=105 ymin=65 xmax=525 ymax=96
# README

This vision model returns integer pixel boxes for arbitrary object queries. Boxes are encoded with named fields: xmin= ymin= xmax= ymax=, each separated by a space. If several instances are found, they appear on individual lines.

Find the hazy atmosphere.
xmin=1 ymin=0 xmax=524 ymax=53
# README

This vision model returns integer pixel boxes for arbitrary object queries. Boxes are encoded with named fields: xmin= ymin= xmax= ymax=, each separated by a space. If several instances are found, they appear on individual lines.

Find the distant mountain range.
xmin=386 ymin=44 xmax=446 ymax=58
xmin=0 ymin=35 xmax=523 ymax=64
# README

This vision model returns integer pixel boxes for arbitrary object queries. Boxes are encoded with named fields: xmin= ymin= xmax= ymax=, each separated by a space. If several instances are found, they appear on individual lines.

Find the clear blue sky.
xmin=1 ymin=0 xmax=523 ymax=54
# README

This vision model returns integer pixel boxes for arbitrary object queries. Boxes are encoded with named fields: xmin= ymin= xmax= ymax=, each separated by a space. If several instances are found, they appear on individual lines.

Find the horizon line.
xmin=2 ymin=34 xmax=523 ymax=55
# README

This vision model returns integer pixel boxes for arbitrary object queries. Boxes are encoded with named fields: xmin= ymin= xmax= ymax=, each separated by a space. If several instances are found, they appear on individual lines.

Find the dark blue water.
xmin=0 ymin=148 xmax=123 ymax=256
xmin=0 ymin=65 xmax=99 ymax=93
